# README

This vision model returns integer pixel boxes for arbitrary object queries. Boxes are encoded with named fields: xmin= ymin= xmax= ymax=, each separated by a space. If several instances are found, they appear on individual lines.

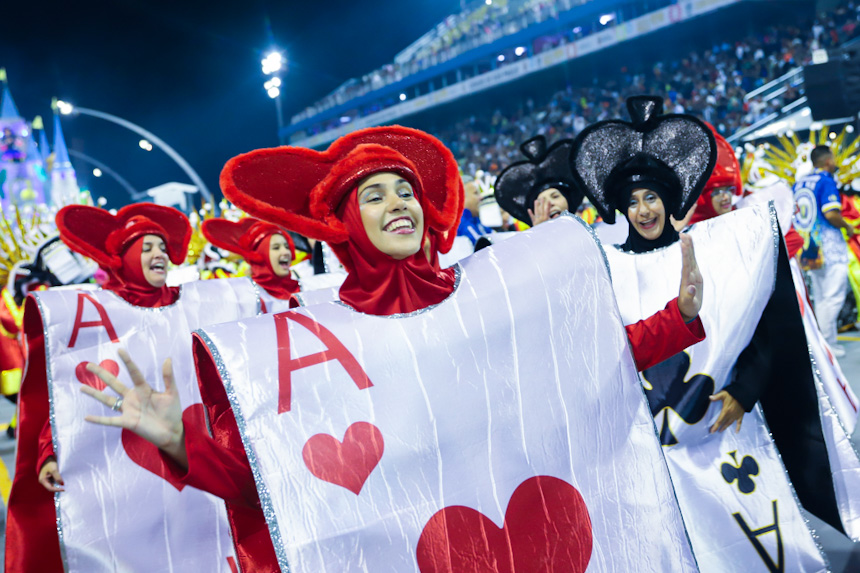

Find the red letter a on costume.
xmin=275 ymin=312 xmax=372 ymax=414
xmin=68 ymin=292 xmax=120 ymax=348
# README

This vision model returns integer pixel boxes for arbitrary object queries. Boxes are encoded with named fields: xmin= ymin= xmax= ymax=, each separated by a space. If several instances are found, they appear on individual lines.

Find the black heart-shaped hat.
xmin=569 ymin=96 xmax=717 ymax=224
xmin=494 ymin=136 xmax=583 ymax=225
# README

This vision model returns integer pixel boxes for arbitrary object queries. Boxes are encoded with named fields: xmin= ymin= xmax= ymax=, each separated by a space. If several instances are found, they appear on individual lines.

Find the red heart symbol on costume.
xmin=302 ymin=422 xmax=384 ymax=495
xmin=75 ymin=359 xmax=120 ymax=391
xmin=121 ymin=403 xmax=206 ymax=492
xmin=416 ymin=476 xmax=592 ymax=573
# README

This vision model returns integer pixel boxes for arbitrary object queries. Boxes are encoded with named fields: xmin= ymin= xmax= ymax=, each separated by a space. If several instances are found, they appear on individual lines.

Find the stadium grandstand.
xmin=284 ymin=0 xmax=860 ymax=177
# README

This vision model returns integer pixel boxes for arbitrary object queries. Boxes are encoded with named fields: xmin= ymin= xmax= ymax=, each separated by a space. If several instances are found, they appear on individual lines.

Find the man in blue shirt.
xmin=456 ymin=175 xmax=490 ymax=245
xmin=793 ymin=146 xmax=857 ymax=356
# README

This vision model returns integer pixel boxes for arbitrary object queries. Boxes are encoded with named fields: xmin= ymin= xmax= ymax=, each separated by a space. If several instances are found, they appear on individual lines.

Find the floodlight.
xmin=56 ymin=100 xmax=74 ymax=115
xmin=262 ymin=51 xmax=285 ymax=75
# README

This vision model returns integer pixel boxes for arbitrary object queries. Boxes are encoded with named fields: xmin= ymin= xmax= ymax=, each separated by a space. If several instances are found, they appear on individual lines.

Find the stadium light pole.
xmin=54 ymin=100 xmax=216 ymax=210
xmin=262 ymin=50 xmax=286 ymax=145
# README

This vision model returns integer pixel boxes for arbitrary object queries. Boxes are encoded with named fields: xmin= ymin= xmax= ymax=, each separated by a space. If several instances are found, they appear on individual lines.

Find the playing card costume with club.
xmin=5 ymin=204 xmax=261 ymax=573
xmin=202 ymin=217 xmax=301 ymax=313
xmin=79 ymin=125 xmax=711 ymax=572
xmin=569 ymin=95 xmax=859 ymax=572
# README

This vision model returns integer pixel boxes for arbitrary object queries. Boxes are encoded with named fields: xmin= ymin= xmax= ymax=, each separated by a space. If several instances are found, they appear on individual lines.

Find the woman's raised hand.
xmin=528 ymin=195 xmax=552 ymax=226
xmin=677 ymin=233 xmax=703 ymax=322
xmin=81 ymin=348 xmax=187 ymax=467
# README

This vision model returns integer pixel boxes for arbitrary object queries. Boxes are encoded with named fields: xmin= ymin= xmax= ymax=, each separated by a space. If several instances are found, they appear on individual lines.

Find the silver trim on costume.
xmin=807 ymin=345 xmax=860 ymax=463
xmin=566 ymin=211 xmax=612 ymax=281
xmin=767 ymin=200 xmax=780 ymax=296
xmin=251 ymin=279 xmax=265 ymax=315
xmin=194 ymin=330 xmax=292 ymax=573
xmin=32 ymin=293 xmax=70 ymax=571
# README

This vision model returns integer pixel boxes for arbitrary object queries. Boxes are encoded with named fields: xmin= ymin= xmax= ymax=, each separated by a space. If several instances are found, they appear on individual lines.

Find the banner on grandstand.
xmin=293 ymin=0 xmax=743 ymax=148
xmin=196 ymin=215 xmax=699 ymax=572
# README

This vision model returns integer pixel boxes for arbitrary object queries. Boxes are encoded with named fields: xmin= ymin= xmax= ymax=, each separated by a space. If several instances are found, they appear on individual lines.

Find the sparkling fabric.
xmin=570 ymin=96 xmax=716 ymax=224
xmin=494 ymin=136 xmax=583 ymax=225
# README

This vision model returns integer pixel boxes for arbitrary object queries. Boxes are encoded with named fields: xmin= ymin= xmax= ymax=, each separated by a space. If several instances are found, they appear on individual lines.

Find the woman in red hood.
xmin=36 ymin=204 xmax=191 ymax=493
xmin=690 ymin=125 xmax=805 ymax=256
xmin=202 ymin=217 xmax=300 ymax=305
xmin=80 ymin=126 xmax=705 ymax=571
xmin=689 ymin=124 xmax=742 ymax=225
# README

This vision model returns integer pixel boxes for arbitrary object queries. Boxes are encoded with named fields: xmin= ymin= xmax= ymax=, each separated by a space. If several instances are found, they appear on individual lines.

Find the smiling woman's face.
xmin=268 ymin=234 xmax=292 ymax=276
xmin=535 ymin=187 xmax=569 ymax=219
xmin=357 ymin=172 xmax=424 ymax=259
xmin=626 ymin=188 xmax=666 ymax=240
xmin=710 ymin=186 xmax=734 ymax=216
xmin=140 ymin=234 xmax=168 ymax=287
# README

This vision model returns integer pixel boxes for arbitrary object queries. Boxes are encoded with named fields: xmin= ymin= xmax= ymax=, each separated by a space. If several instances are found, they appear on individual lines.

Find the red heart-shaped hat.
xmin=56 ymin=204 xmax=192 ymax=271
xmin=219 ymin=125 xmax=463 ymax=253
xmin=201 ymin=217 xmax=294 ymax=265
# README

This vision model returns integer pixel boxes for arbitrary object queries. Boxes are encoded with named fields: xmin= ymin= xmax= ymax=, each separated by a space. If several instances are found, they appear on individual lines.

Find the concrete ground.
xmin=0 ymin=336 xmax=858 ymax=571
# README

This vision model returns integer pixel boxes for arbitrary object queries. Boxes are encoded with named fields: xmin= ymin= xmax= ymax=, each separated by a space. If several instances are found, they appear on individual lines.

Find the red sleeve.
xmin=36 ymin=418 xmax=55 ymax=474
xmin=783 ymin=226 xmax=804 ymax=259
xmin=157 ymin=407 xmax=260 ymax=509
xmin=625 ymin=297 xmax=705 ymax=371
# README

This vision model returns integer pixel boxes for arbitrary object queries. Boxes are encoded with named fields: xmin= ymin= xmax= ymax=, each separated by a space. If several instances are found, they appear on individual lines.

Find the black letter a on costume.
xmin=733 ymin=500 xmax=784 ymax=573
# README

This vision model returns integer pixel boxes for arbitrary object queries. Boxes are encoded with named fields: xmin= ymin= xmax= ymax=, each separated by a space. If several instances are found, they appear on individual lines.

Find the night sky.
xmin=3 ymin=0 xmax=461 ymax=208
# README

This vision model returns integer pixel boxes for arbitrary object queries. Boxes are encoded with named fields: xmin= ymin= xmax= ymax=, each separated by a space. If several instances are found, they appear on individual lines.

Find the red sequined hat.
xmin=219 ymin=125 xmax=463 ymax=253
xmin=201 ymin=218 xmax=295 ymax=265
xmin=56 ymin=204 xmax=192 ymax=271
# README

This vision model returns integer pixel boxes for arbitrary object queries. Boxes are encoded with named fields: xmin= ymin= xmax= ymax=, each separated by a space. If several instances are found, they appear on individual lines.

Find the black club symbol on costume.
xmin=721 ymin=451 xmax=760 ymax=494
xmin=641 ymin=351 xmax=715 ymax=446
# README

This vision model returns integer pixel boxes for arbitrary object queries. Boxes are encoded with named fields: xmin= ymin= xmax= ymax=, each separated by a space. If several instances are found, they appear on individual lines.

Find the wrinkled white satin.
xmin=199 ymin=216 xmax=699 ymax=572
xmin=606 ymin=204 xmax=827 ymax=573
xmin=38 ymin=278 xmax=259 ymax=573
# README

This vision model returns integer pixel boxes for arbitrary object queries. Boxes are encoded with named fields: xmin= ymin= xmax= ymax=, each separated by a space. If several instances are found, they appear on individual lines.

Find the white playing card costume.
xmin=257 ymin=286 xmax=293 ymax=314
xmin=788 ymin=252 xmax=860 ymax=539
xmin=20 ymin=278 xmax=259 ymax=572
xmin=739 ymin=182 xmax=860 ymax=431
xmin=194 ymin=214 xmax=699 ymax=572
xmin=604 ymin=203 xmax=830 ymax=572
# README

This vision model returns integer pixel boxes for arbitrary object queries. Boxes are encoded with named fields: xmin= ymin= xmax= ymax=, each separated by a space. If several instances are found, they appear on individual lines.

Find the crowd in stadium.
xmin=292 ymin=0 xmax=680 ymax=123
xmin=443 ymin=3 xmax=860 ymax=175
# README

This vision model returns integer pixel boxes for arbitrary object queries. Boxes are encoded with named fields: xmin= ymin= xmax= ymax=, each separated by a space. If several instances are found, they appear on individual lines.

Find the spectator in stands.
xmin=793 ymin=145 xmax=857 ymax=356
xmin=456 ymin=175 xmax=489 ymax=244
